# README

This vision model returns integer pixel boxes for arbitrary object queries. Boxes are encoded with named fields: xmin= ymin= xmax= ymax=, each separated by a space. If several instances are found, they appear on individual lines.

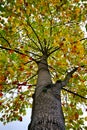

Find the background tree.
xmin=0 ymin=0 xmax=87 ymax=129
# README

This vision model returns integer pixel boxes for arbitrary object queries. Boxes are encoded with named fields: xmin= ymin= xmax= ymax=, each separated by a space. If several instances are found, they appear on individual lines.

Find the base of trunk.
xmin=28 ymin=121 xmax=65 ymax=130
xmin=28 ymin=88 xmax=65 ymax=130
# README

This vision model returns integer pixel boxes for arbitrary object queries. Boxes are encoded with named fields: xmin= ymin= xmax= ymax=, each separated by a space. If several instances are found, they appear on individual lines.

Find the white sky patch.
xmin=0 ymin=108 xmax=31 ymax=130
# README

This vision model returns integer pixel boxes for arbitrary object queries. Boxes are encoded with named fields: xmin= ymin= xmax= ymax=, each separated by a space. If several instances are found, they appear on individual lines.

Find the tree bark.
xmin=28 ymin=55 xmax=65 ymax=130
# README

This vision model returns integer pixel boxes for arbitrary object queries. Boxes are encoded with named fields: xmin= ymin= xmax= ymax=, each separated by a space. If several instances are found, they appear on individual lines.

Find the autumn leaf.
xmin=0 ymin=0 xmax=87 ymax=129
xmin=74 ymin=112 xmax=79 ymax=120
xmin=0 ymin=92 xmax=3 ymax=97
xmin=0 ymin=85 xmax=3 ymax=91
xmin=85 ymin=117 xmax=87 ymax=121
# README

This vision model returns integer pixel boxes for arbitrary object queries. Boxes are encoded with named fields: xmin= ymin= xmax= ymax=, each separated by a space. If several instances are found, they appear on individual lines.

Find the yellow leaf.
xmin=85 ymin=117 xmax=87 ymax=121
xmin=8 ymin=67 xmax=14 ymax=75
xmin=0 ymin=76 xmax=5 ymax=83
xmin=75 ymin=8 xmax=81 ymax=14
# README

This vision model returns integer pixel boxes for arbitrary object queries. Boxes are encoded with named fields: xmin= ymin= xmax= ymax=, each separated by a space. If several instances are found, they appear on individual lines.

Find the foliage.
xmin=0 ymin=0 xmax=87 ymax=129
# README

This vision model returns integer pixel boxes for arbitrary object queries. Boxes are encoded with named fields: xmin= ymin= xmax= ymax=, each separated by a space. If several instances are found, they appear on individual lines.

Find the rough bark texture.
xmin=28 ymin=56 xmax=65 ymax=130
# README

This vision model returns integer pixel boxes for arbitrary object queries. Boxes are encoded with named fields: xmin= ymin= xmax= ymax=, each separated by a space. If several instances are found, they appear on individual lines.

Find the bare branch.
xmin=65 ymin=67 xmax=78 ymax=80
xmin=27 ymin=21 xmax=44 ymax=52
xmin=62 ymin=88 xmax=87 ymax=100
xmin=0 ymin=45 xmax=29 ymax=57
xmin=26 ymin=73 xmax=37 ymax=82
xmin=61 ymin=67 xmax=78 ymax=87
xmin=0 ymin=33 xmax=11 ymax=48
xmin=50 ymin=20 xmax=52 ymax=37
xmin=61 ymin=65 xmax=86 ymax=87
xmin=0 ymin=45 xmax=40 ymax=64
xmin=48 ymin=46 xmax=60 ymax=56
xmin=72 ymin=37 xmax=87 ymax=44
xmin=24 ymin=28 xmax=41 ymax=51
xmin=80 ymin=37 xmax=87 ymax=41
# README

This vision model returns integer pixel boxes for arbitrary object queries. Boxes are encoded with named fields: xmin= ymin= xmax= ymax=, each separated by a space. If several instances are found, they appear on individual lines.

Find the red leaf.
xmin=9 ymin=50 xmax=14 ymax=54
xmin=28 ymin=85 xmax=32 ymax=89
xmin=0 ymin=102 xmax=2 ymax=105
xmin=19 ymin=95 xmax=24 ymax=100
xmin=30 ymin=65 xmax=33 ymax=69
xmin=12 ymin=81 xmax=18 ymax=84
xmin=18 ymin=116 xmax=22 ymax=121
xmin=0 ymin=92 xmax=3 ymax=97
xmin=19 ymin=67 xmax=24 ymax=71
xmin=29 ymin=57 xmax=32 ymax=60
xmin=22 ymin=82 xmax=27 ymax=85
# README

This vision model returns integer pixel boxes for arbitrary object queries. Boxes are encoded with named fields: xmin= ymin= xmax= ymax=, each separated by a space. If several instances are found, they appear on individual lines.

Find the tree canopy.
xmin=0 ymin=0 xmax=87 ymax=129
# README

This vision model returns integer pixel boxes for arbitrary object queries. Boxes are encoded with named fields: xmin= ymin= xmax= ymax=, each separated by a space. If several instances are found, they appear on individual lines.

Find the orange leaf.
xmin=0 ymin=85 xmax=3 ymax=91
xmin=0 ymin=102 xmax=2 ymax=105
xmin=75 ymin=112 xmax=79 ymax=120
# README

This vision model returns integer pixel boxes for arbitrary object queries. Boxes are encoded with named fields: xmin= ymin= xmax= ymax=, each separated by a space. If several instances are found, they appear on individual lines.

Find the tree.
xmin=0 ymin=0 xmax=87 ymax=129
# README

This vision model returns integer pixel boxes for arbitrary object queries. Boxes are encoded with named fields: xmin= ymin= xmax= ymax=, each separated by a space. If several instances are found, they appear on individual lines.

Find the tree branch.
xmin=48 ymin=46 xmax=60 ymax=56
xmin=62 ymin=88 xmax=87 ymax=100
xmin=25 ymin=50 xmax=40 ymax=57
xmin=0 ymin=46 xmax=29 ymax=57
xmin=27 ymin=21 xmax=44 ymax=52
xmin=65 ymin=67 xmax=78 ymax=81
xmin=59 ymin=65 xmax=85 ymax=88
xmin=61 ymin=67 xmax=78 ymax=87
xmin=24 ymin=28 xmax=41 ymax=52
xmin=0 ymin=33 xmax=11 ymax=48
xmin=72 ymin=37 xmax=87 ymax=44
xmin=26 ymin=73 xmax=37 ymax=82
xmin=0 ymin=46 xmax=38 ymax=64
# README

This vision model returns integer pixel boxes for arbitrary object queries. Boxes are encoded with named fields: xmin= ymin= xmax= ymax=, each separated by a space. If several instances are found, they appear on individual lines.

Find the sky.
xmin=0 ymin=108 xmax=31 ymax=130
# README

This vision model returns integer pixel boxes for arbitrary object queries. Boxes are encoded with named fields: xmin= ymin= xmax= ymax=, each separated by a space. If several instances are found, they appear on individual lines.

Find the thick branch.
xmin=65 ymin=67 xmax=78 ymax=81
xmin=60 ymin=67 xmax=78 ymax=87
xmin=62 ymin=88 xmax=87 ymax=100
xmin=42 ymin=83 xmax=87 ymax=100
xmin=56 ymin=65 xmax=85 ymax=88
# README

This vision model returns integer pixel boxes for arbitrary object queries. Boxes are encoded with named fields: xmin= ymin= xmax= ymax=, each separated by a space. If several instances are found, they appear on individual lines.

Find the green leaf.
xmin=0 ymin=5 xmax=5 ymax=12
xmin=85 ymin=24 xmax=87 ymax=32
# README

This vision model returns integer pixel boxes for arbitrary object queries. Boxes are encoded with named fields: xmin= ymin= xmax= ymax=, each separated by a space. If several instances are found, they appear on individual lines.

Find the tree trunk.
xmin=28 ymin=55 xmax=65 ymax=130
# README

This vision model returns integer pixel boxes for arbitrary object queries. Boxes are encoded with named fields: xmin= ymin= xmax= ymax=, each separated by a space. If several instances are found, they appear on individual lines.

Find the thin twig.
xmin=0 ymin=33 xmax=11 ymax=48
xmin=27 ymin=21 xmax=44 ymax=52
xmin=72 ymin=37 xmax=87 ymax=44
xmin=62 ymin=88 xmax=87 ymax=100
xmin=0 ymin=46 xmax=29 ymax=57
xmin=26 ymin=73 xmax=37 ymax=82
xmin=24 ymin=28 xmax=41 ymax=51
xmin=48 ymin=46 xmax=60 ymax=56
